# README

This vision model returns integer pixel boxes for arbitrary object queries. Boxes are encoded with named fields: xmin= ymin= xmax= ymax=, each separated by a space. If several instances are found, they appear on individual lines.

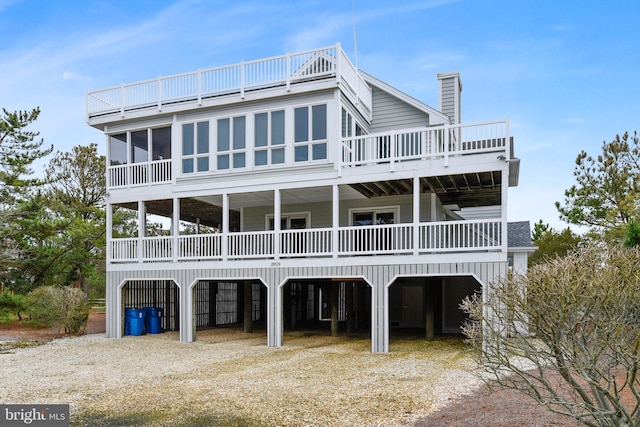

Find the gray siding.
xmin=241 ymin=193 xmax=438 ymax=230
xmin=369 ymin=87 xmax=429 ymax=133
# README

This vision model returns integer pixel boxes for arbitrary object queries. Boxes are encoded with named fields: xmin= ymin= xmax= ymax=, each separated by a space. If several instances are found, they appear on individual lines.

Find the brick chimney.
xmin=437 ymin=72 xmax=462 ymax=124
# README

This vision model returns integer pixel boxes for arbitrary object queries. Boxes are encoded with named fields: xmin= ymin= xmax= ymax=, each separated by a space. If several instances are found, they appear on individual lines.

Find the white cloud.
xmin=62 ymin=71 xmax=89 ymax=81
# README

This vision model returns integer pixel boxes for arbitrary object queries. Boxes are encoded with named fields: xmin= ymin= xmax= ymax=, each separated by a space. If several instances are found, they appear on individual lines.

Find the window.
xmin=350 ymin=207 xmax=398 ymax=226
xmin=182 ymin=121 xmax=209 ymax=174
xmin=109 ymin=133 xmax=127 ymax=166
xmin=254 ymin=110 xmax=285 ymax=166
xmin=267 ymin=214 xmax=309 ymax=230
xmin=294 ymin=104 xmax=327 ymax=162
xmin=217 ymin=116 xmax=246 ymax=170
xmin=109 ymin=126 xmax=172 ymax=166
xmin=152 ymin=127 xmax=171 ymax=160
xmin=131 ymin=130 xmax=148 ymax=163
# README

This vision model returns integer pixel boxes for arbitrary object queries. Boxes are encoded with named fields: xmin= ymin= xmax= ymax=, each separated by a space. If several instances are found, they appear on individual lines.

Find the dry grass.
xmin=0 ymin=329 xmax=482 ymax=426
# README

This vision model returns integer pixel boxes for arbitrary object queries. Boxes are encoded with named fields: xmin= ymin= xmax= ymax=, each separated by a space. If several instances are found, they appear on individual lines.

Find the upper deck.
xmin=87 ymin=44 xmax=372 ymax=125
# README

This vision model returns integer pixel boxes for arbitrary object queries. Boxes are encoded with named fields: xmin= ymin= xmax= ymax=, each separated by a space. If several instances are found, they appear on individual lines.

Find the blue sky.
xmin=1 ymin=0 xmax=638 ymax=232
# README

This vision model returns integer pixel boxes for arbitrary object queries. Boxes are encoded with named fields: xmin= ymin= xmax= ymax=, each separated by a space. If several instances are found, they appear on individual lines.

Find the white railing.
xmin=281 ymin=228 xmax=333 ymax=257
xmin=228 ymin=231 xmax=274 ymax=259
xmin=108 ymin=220 xmax=503 ymax=263
xmin=178 ymin=234 xmax=222 ymax=260
xmin=338 ymin=224 xmax=414 ymax=255
xmin=341 ymin=119 xmax=509 ymax=169
xmin=87 ymin=45 xmax=352 ymax=118
xmin=108 ymin=159 xmax=171 ymax=188
xmin=419 ymin=219 xmax=502 ymax=251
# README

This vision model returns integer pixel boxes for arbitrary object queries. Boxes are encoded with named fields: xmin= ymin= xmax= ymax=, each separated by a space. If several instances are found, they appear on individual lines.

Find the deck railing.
xmin=109 ymin=219 xmax=502 ymax=263
xmin=105 ymin=120 xmax=508 ymax=189
xmin=87 ymin=44 xmax=370 ymax=119
xmin=340 ymin=119 xmax=509 ymax=170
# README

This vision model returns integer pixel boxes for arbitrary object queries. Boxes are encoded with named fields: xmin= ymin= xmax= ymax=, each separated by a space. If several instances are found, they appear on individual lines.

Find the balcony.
xmin=87 ymin=43 xmax=371 ymax=122
xmin=106 ymin=119 xmax=511 ymax=190
xmin=108 ymin=219 xmax=503 ymax=263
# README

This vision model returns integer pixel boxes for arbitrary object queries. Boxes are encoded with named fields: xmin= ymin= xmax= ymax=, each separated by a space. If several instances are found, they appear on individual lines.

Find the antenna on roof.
xmin=352 ymin=0 xmax=359 ymax=71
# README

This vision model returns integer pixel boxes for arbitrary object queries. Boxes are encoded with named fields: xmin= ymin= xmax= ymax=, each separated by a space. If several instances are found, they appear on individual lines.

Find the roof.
xmin=358 ymin=70 xmax=451 ymax=125
xmin=508 ymin=221 xmax=536 ymax=250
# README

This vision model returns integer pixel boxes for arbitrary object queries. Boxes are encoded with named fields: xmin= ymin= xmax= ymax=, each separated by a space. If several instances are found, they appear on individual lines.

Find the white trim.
xmin=348 ymin=205 xmax=400 ymax=226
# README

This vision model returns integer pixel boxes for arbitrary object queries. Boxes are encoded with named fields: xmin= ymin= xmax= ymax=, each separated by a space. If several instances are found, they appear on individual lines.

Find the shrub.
xmin=24 ymin=286 xmax=89 ymax=334
xmin=0 ymin=291 xmax=25 ymax=323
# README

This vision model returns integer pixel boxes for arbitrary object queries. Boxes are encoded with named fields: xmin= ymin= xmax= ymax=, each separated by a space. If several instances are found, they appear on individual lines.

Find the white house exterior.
xmin=87 ymin=43 xmax=525 ymax=353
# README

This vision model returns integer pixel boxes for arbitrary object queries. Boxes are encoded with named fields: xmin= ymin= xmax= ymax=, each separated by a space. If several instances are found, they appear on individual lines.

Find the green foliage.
xmin=24 ymin=286 xmax=89 ymax=334
xmin=463 ymin=243 xmax=640 ymax=427
xmin=623 ymin=218 xmax=640 ymax=248
xmin=0 ymin=291 xmax=24 ymax=323
xmin=556 ymin=131 xmax=640 ymax=241
xmin=528 ymin=220 xmax=582 ymax=266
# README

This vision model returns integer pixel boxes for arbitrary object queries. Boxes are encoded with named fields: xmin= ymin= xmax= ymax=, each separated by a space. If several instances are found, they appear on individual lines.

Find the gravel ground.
xmin=0 ymin=330 xmax=483 ymax=426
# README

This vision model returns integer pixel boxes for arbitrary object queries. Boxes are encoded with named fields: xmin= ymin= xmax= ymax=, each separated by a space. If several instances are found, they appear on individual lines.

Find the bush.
xmin=462 ymin=244 xmax=640 ymax=426
xmin=24 ymin=286 xmax=89 ymax=334
xmin=0 ymin=291 xmax=25 ymax=323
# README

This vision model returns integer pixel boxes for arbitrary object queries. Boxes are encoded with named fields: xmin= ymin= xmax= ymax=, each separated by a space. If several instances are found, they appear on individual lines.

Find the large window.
xmin=217 ymin=116 xmax=246 ymax=170
xmin=109 ymin=126 xmax=172 ymax=166
xmin=109 ymin=134 xmax=127 ymax=166
xmin=294 ymin=104 xmax=327 ymax=162
xmin=182 ymin=121 xmax=209 ymax=173
xmin=254 ymin=110 xmax=285 ymax=166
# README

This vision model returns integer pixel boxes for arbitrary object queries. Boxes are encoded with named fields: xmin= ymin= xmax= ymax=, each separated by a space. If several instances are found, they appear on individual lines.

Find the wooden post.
xmin=244 ymin=281 xmax=253 ymax=333
xmin=345 ymin=282 xmax=354 ymax=333
xmin=331 ymin=283 xmax=339 ymax=337
xmin=425 ymin=283 xmax=435 ymax=341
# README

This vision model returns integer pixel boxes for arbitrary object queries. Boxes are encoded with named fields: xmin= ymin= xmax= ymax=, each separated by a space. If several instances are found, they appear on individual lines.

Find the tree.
xmin=24 ymin=286 xmax=89 ymax=334
xmin=556 ymin=131 xmax=640 ymax=241
xmin=41 ymin=143 xmax=107 ymax=298
xmin=0 ymin=107 xmax=53 ymax=288
xmin=528 ymin=220 xmax=582 ymax=266
xmin=462 ymin=243 xmax=640 ymax=427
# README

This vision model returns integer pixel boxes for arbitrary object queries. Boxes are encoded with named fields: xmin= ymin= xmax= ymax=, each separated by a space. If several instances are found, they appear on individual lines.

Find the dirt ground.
xmin=0 ymin=314 xmax=581 ymax=426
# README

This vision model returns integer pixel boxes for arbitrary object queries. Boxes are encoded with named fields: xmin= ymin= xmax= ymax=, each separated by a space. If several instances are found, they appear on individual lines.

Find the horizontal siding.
xmin=369 ymin=87 xmax=429 ymax=133
xmin=241 ymin=193 xmax=437 ymax=230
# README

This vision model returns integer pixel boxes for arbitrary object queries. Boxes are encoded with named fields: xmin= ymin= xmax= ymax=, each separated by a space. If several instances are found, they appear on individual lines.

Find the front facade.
xmin=87 ymin=44 xmax=522 ymax=352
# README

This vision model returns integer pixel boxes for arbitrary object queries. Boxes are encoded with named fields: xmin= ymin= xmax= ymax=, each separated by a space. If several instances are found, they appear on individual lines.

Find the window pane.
xmin=152 ymin=127 xmax=171 ymax=160
xmin=376 ymin=212 xmax=395 ymax=225
xmin=131 ymin=130 xmax=148 ymax=163
xmin=354 ymin=213 xmax=373 ymax=226
xmin=255 ymin=150 xmax=267 ymax=166
xmin=272 ymin=148 xmax=285 ymax=164
xmin=294 ymin=107 xmax=308 ymax=142
xmin=197 ymin=156 xmax=209 ymax=172
xmin=217 ymin=118 xmax=230 ymax=151
xmin=109 ymin=133 xmax=127 ymax=165
xmin=217 ymin=154 xmax=229 ymax=170
xmin=272 ymin=110 xmax=285 ymax=145
xmin=233 ymin=152 xmax=245 ymax=168
xmin=295 ymin=145 xmax=308 ymax=162
xmin=312 ymin=104 xmax=326 ymax=140
xmin=255 ymin=113 xmax=268 ymax=147
xmin=182 ymin=124 xmax=194 ymax=156
xmin=197 ymin=121 xmax=209 ymax=154
xmin=233 ymin=116 xmax=245 ymax=149
xmin=182 ymin=158 xmax=194 ymax=174
xmin=312 ymin=143 xmax=326 ymax=160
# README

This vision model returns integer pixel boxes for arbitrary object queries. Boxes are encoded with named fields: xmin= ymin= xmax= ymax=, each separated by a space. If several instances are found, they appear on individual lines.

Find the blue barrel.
xmin=125 ymin=308 xmax=145 ymax=336
xmin=144 ymin=307 xmax=163 ymax=334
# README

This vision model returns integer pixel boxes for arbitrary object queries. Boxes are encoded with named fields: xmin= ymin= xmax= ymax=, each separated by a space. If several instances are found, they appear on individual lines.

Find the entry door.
xmin=402 ymin=285 xmax=423 ymax=328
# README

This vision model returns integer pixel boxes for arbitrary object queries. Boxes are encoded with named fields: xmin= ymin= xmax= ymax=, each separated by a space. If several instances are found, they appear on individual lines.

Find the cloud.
xmin=62 ymin=71 xmax=90 ymax=82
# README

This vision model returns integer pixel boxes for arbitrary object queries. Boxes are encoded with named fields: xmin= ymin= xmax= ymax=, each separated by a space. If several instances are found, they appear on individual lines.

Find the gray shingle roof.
xmin=508 ymin=221 xmax=535 ymax=248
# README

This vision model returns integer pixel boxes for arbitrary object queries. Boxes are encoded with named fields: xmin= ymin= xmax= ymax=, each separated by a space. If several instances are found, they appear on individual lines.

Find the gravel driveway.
xmin=0 ymin=330 xmax=481 ymax=426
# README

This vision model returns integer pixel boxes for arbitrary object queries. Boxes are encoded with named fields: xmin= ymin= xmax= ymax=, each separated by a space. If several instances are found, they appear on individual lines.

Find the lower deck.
xmin=107 ymin=259 xmax=505 ymax=352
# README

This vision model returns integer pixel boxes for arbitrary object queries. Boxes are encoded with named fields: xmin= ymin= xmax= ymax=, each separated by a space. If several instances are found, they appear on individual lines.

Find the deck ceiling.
xmin=115 ymin=198 xmax=240 ymax=230
xmin=348 ymin=171 xmax=502 ymax=208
